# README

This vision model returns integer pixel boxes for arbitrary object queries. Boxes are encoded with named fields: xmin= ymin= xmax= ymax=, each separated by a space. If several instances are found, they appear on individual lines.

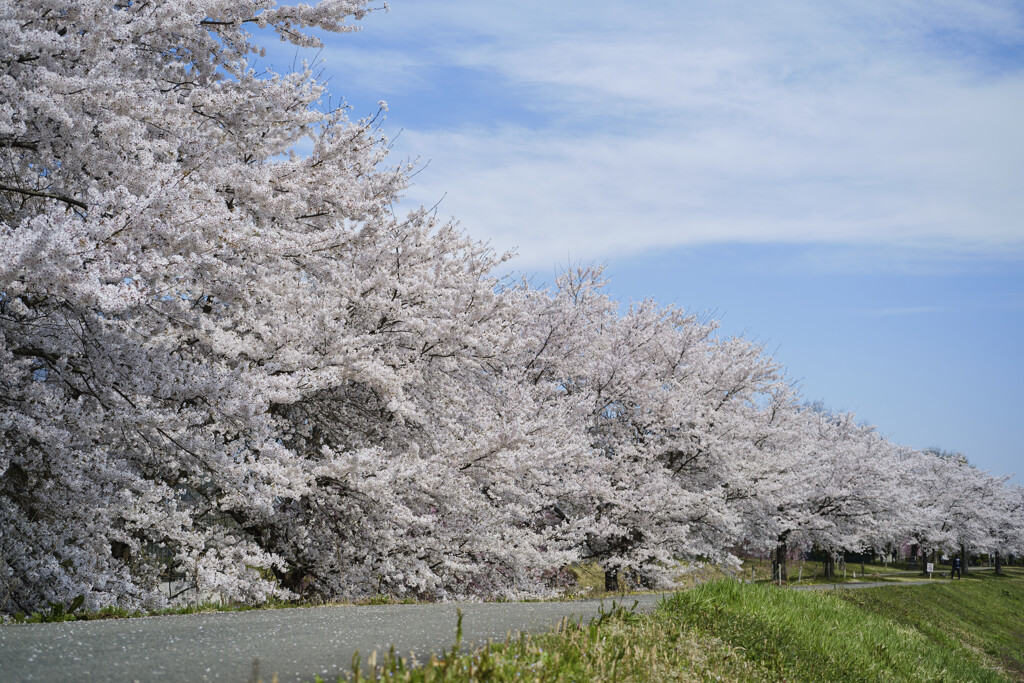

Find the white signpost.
xmin=926 ymin=562 xmax=934 ymax=579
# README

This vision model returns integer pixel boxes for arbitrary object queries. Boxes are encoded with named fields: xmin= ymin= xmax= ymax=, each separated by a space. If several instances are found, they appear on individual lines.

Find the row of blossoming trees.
xmin=1 ymin=0 xmax=1022 ymax=615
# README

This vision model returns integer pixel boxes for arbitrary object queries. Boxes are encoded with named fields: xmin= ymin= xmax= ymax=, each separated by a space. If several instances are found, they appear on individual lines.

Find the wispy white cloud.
xmin=311 ymin=0 xmax=1024 ymax=268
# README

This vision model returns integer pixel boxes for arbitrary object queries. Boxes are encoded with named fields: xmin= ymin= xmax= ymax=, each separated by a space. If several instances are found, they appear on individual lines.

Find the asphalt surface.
xmin=0 ymin=593 xmax=668 ymax=683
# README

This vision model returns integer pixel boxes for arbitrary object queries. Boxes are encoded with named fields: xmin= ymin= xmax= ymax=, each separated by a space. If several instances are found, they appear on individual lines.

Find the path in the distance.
xmin=0 ymin=593 xmax=667 ymax=683
xmin=791 ymin=579 xmax=949 ymax=590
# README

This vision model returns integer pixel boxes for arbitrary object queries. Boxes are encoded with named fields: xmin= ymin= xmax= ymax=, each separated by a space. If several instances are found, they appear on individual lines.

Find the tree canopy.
xmin=2 ymin=0 xmax=1021 ymax=614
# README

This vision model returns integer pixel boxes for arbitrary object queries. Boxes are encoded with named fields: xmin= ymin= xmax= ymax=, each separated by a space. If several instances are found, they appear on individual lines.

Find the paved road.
xmin=0 ymin=594 xmax=668 ymax=683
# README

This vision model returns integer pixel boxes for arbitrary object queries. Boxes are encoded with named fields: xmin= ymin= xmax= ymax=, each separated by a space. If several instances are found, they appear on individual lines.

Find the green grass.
xmin=736 ymin=557 xmax=1023 ymax=585
xmin=312 ymin=575 xmax=1024 ymax=683
xmin=667 ymin=579 xmax=1011 ymax=682
xmin=838 ymin=574 xmax=1024 ymax=679
xmin=738 ymin=556 xmax=888 ymax=584
xmin=307 ymin=600 xmax=774 ymax=683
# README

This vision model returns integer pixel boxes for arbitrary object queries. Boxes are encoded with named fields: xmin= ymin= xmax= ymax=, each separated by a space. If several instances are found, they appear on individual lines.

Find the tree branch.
xmin=0 ymin=183 xmax=87 ymax=210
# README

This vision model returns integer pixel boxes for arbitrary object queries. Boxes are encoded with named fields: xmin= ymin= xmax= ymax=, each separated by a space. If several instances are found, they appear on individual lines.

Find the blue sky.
xmin=257 ymin=0 xmax=1024 ymax=479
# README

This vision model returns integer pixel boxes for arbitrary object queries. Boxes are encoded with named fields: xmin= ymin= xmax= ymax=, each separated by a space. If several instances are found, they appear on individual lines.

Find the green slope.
xmin=837 ymin=575 xmax=1024 ymax=680
xmin=321 ymin=574 xmax=1024 ymax=682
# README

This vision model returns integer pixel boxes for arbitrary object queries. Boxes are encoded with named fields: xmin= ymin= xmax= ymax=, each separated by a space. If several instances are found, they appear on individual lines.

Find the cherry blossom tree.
xmin=2 ymin=0 xmax=1020 ymax=615
xmin=731 ymin=399 xmax=907 ymax=581
xmin=244 ymin=218 xmax=591 ymax=600
xmin=511 ymin=267 xmax=787 ymax=589
xmin=1 ymin=0 xmax=411 ymax=612
xmin=986 ymin=483 xmax=1024 ymax=574
xmin=0 ymin=0 xmax=605 ymax=609
xmin=898 ymin=449 xmax=1013 ymax=574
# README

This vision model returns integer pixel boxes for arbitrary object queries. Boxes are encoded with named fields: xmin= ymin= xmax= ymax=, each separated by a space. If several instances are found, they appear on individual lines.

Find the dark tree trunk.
xmin=604 ymin=568 xmax=620 ymax=592
xmin=961 ymin=546 xmax=969 ymax=575
xmin=823 ymin=554 xmax=835 ymax=580
xmin=995 ymin=550 xmax=1003 ymax=575
xmin=910 ymin=543 xmax=919 ymax=568
xmin=274 ymin=567 xmax=309 ymax=598
xmin=772 ymin=536 xmax=789 ymax=583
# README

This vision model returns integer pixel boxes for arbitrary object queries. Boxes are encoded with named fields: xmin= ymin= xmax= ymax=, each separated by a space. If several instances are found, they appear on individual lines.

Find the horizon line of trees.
xmin=2 ymin=0 xmax=1021 ymax=615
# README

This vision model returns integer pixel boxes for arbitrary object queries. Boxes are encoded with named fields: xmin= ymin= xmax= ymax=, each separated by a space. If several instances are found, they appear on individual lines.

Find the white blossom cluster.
xmin=1 ymin=0 xmax=1021 ymax=614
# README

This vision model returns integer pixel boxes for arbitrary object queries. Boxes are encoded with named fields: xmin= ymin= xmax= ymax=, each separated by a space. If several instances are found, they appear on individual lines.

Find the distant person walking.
xmin=951 ymin=556 xmax=962 ymax=580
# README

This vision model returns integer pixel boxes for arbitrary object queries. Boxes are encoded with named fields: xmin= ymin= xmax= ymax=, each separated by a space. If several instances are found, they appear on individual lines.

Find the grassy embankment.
xmin=307 ymin=571 xmax=1024 ymax=683
xmin=573 ymin=556 xmax=981 ymax=593
xmin=734 ymin=556 xmax=979 ymax=585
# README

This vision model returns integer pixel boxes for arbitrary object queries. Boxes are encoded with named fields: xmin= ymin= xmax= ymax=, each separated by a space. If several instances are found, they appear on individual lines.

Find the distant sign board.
xmin=926 ymin=563 xmax=934 ymax=573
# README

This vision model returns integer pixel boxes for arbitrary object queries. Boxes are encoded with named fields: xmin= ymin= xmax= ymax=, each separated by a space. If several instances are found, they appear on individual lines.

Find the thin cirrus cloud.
xmin=289 ymin=1 xmax=1024 ymax=269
